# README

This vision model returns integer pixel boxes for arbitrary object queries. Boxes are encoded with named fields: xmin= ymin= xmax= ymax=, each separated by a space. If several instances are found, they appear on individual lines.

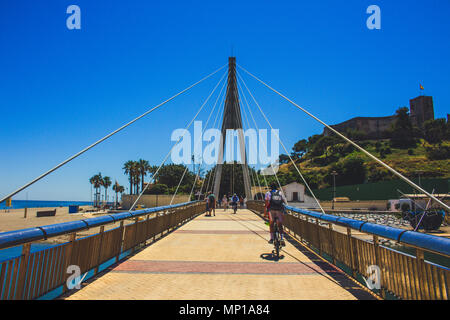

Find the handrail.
xmin=0 ymin=201 xmax=199 ymax=250
xmin=284 ymin=205 xmax=450 ymax=257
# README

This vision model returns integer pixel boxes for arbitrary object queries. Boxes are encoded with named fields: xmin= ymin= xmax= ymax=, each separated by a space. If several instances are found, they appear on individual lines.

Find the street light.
xmin=331 ymin=171 xmax=338 ymax=210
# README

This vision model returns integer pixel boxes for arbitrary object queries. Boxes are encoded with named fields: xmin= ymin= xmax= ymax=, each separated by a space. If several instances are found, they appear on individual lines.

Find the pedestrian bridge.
xmin=0 ymin=201 xmax=448 ymax=300
xmin=1 ymin=58 xmax=449 ymax=300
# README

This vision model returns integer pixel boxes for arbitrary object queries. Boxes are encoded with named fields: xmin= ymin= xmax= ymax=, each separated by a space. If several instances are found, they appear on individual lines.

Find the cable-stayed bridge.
xmin=0 ymin=58 xmax=448 ymax=300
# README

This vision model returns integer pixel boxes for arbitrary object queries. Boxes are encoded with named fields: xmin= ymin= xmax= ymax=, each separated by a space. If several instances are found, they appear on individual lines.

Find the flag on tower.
xmin=420 ymin=83 xmax=424 ymax=90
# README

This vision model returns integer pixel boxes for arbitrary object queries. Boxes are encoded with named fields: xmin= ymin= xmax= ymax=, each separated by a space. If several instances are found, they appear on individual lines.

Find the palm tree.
xmin=89 ymin=173 xmax=103 ymax=207
xmin=102 ymin=176 xmax=112 ymax=205
xmin=149 ymin=165 xmax=158 ymax=183
xmin=113 ymin=182 xmax=125 ymax=208
xmin=123 ymin=161 xmax=134 ymax=195
xmin=133 ymin=167 xmax=141 ymax=194
xmin=137 ymin=159 xmax=151 ymax=192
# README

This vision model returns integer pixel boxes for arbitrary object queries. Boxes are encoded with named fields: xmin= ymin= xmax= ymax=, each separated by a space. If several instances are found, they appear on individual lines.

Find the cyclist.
xmin=265 ymin=183 xmax=287 ymax=246
xmin=231 ymin=193 xmax=239 ymax=214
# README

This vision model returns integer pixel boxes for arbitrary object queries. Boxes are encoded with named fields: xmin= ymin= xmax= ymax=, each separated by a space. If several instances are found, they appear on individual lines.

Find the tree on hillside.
xmin=327 ymin=156 xmax=366 ymax=186
xmin=423 ymin=118 xmax=447 ymax=145
xmin=279 ymin=154 xmax=290 ymax=164
xmin=390 ymin=107 xmax=417 ymax=148
xmin=291 ymin=139 xmax=307 ymax=160
xmin=310 ymin=135 xmax=339 ymax=157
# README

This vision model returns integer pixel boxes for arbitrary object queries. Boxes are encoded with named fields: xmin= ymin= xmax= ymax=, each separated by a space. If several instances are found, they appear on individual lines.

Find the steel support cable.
xmin=237 ymin=64 xmax=450 ymax=212
xmin=239 ymin=105 xmax=258 ymax=196
xmin=169 ymin=166 xmax=189 ymax=206
xmin=237 ymin=71 xmax=325 ymax=214
xmin=173 ymin=80 xmax=226 ymax=206
xmin=230 ymin=83 xmax=260 ymax=200
xmin=235 ymin=77 xmax=286 ymax=204
xmin=238 ymin=83 xmax=266 ymax=198
xmin=199 ymin=94 xmax=224 ymax=197
xmin=177 ymin=77 xmax=226 ymax=201
xmin=188 ymin=81 xmax=227 ymax=200
xmin=0 ymin=64 xmax=227 ymax=204
xmin=129 ymin=70 xmax=227 ymax=211
xmin=202 ymin=92 xmax=226 ymax=195
xmin=236 ymin=78 xmax=270 ymax=191
xmin=239 ymin=83 xmax=270 ymax=191
xmin=208 ymin=82 xmax=230 ymax=195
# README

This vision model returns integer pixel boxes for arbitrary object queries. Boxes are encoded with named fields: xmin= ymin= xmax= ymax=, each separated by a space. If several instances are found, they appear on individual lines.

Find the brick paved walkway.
xmin=64 ymin=209 xmax=376 ymax=300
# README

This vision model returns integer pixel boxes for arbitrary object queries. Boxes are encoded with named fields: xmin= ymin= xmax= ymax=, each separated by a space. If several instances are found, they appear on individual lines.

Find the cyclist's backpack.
xmin=270 ymin=190 xmax=283 ymax=210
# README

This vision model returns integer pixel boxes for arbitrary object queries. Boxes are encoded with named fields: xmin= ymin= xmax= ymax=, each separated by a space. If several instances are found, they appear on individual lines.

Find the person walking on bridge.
xmin=205 ymin=192 xmax=210 ymax=216
xmin=266 ymin=183 xmax=287 ymax=246
xmin=222 ymin=195 xmax=228 ymax=211
xmin=231 ymin=193 xmax=239 ymax=214
xmin=208 ymin=191 xmax=216 ymax=216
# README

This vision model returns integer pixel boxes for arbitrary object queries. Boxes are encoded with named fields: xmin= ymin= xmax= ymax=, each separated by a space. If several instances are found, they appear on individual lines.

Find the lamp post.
xmin=331 ymin=171 xmax=338 ymax=210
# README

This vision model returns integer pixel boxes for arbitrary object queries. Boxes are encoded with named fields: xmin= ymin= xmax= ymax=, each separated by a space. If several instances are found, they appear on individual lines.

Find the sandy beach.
xmin=0 ymin=205 xmax=127 ymax=245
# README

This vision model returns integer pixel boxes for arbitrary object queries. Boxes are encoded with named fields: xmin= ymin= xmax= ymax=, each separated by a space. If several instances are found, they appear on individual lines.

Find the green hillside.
xmin=267 ymin=112 xmax=450 ymax=198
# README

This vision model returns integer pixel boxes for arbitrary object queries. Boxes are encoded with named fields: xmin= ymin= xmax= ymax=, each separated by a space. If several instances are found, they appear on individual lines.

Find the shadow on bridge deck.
xmin=61 ymin=209 xmax=377 ymax=300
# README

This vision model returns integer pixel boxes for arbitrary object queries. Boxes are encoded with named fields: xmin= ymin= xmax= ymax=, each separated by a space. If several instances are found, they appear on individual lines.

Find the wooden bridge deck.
xmin=64 ymin=209 xmax=377 ymax=300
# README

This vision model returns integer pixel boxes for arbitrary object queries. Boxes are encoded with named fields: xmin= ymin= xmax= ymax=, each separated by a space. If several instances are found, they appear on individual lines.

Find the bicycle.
xmin=272 ymin=216 xmax=282 ymax=259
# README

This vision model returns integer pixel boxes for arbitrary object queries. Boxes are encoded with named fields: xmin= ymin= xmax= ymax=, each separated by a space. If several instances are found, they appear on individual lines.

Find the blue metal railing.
xmin=284 ymin=205 xmax=450 ymax=257
xmin=0 ymin=201 xmax=198 ymax=250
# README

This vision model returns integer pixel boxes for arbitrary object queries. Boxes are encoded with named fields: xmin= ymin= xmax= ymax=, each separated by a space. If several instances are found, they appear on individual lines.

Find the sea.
xmin=0 ymin=200 xmax=93 ymax=210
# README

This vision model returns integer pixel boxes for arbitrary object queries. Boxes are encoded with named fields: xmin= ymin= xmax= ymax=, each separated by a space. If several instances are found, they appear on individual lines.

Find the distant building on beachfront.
xmin=281 ymin=182 xmax=305 ymax=202
xmin=323 ymin=95 xmax=435 ymax=137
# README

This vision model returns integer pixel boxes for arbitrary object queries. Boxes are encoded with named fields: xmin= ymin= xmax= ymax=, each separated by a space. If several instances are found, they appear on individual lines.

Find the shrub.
xmin=146 ymin=183 xmax=168 ymax=195
xmin=426 ymin=146 xmax=450 ymax=160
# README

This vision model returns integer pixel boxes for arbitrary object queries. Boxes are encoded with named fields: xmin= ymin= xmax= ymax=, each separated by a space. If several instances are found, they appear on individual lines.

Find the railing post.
xmin=416 ymin=248 xmax=428 ymax=300
xmin=116 ymin=221 xmax=124 ymax=263
xmin=328 ymin=223 xmax=336 ymax=265
xmin=94 ymin=226 xmax=105 ymax=275
xmin=347 ymin=227 xmax=357 ymax=278
xmin=373 ymin=234 xmax=385 ymax=298
xmin=315 ymin=218 xmax=322 ymax=255
xmin=132 ymin=217 xmax=139 ymax=252
xmin=62 ymin=233 xmax=76 ymax=294
xmin=15 ymin=242 xmax=31 ymax=300
xmin=145 ymin=214 xmax=150 ymax=245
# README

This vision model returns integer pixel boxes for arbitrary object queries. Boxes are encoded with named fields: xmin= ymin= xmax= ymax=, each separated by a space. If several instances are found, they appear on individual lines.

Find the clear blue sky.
xmin=1 ymin=0 xmax=449 ymax=201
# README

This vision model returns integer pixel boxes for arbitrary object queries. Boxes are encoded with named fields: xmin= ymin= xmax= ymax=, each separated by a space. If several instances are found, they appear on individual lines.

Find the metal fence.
xmin=247 ymin=200 xmax=449 ymax=300
xmin=0 ymin=201 xmax=204 ymax=300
